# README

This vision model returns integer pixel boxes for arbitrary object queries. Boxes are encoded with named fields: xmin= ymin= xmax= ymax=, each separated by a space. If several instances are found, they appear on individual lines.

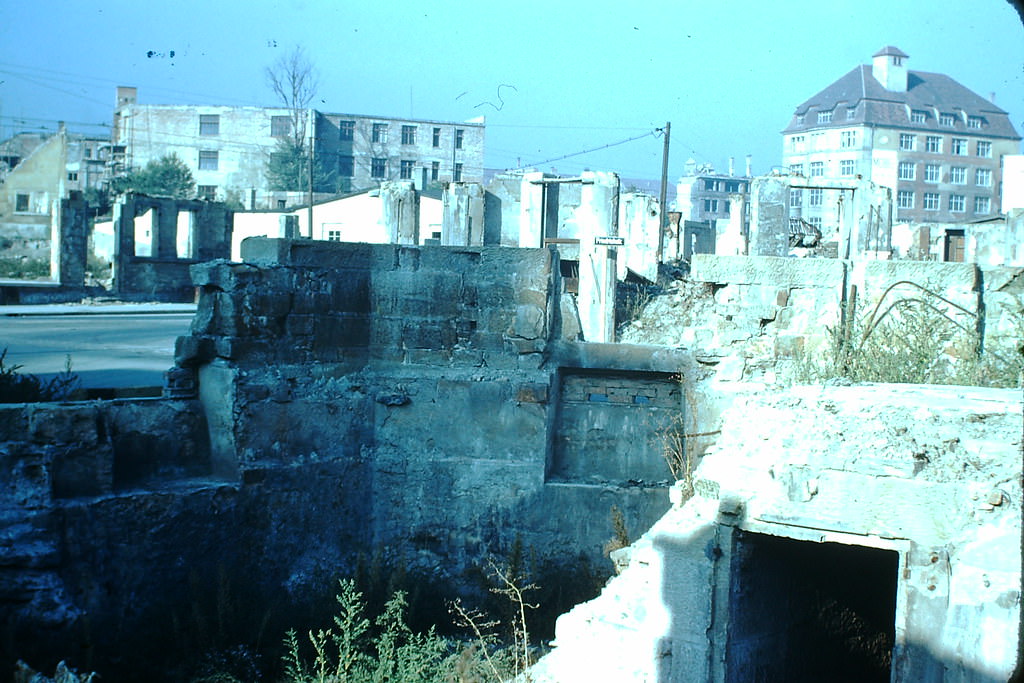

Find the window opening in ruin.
xmin=725 ymin=531 xmax=898 ymax=683
xmin=175 ymin=210 xmax=196 ymax=258
xmin=133 ymin=207 xmax=155 ymax=257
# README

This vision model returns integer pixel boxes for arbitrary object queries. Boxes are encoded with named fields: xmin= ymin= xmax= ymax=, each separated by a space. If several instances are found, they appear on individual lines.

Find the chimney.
xmin=728 ymin=157 xmax=735 ymax=177
xmin=116 ymin=86 xmax=137 ymax=109
xmin=745 ymin=155 xmax=752 ymax=177
xmin=872 ymin=46 xmax=908 ymax=92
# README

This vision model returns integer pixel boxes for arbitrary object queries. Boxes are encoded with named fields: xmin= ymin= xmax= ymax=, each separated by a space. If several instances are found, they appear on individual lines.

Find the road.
xmin=1 ymin=313 xmax=194 ymax=389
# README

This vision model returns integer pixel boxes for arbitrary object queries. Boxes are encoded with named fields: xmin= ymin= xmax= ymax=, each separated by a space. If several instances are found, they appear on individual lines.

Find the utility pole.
xmin=307 ymin=135 xmax=314 ymax=238
xmin=657 ymin=121 xmax=671 ymax=265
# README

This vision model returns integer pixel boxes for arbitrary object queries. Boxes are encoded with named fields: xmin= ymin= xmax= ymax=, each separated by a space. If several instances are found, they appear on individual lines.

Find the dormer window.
xmin=910 ymin=110 xmax=927 ymax=123
xmin=796 ymin=114 xmax=805 ymax=125
xmin=817 ymin=110 xmax=832 ymax=124
xmin=939 ymin=113 xmax=955 ymax=127
xmin=967 ymin=116 xmax=983 ymax=129
xmin=846 ymin=107 xmax=856 ymax=120
xmin=892 ymin=56 xmax=903 ymax=66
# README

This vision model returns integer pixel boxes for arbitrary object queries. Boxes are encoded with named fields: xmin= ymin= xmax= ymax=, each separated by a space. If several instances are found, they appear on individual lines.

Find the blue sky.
xmin=1 ymin=0 xmax=1021 ymax=182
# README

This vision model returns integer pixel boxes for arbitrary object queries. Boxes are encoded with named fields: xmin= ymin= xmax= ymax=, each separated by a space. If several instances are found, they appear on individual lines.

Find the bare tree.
xmin=265 ymin=46 xmax=332 ymax=191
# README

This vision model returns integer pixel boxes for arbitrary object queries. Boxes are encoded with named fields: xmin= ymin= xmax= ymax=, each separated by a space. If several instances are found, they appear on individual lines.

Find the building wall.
xmin=316 ymin=113 xmax=485 ymax=193
xmin=783 ymin=122 xmax=1016 ymax=224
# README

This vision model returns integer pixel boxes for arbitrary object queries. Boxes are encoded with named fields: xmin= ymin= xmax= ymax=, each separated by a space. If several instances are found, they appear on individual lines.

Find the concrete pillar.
xmin=380 ymin=181 xmax=418 ymax=245
xmin=58 ymin=195 xmax=88 ymax=287
xmin=277 ymin=214 xmax=299 ymax=239
xmin=748 ymin=177 xmax=789 ymax=256
xmin=519 ymin=171 xmax=545 ymax=248
xmin=156 ymin=198 xmax=178 ymax=258
xmin=576 ymin=171 xmax=619 ymax=342
xmin=718 ymin=193 xmax=747 ymax=256
xmin=442 ymin=182 xmax=485 ymax=246
xmin=617 ymin=193 xmax=659 ymax=282
xmin=111 ymin=195 xmax=136 ymax=293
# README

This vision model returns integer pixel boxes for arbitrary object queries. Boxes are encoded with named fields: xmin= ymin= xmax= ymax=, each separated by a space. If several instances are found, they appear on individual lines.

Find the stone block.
xmin=516 ymin=383 xmax=549 ymax=404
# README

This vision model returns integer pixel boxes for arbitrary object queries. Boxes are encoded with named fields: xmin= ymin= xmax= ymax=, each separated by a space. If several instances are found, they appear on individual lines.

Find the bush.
xmin=0 ymin=348 xmax=80 ymax=403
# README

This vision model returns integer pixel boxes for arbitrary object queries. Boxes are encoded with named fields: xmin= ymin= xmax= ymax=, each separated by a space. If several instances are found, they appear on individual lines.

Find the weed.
xmin=602 ymin=505 xmax=630 ymax=558
xmin=0 ymin=348 xmax=81 ymax=403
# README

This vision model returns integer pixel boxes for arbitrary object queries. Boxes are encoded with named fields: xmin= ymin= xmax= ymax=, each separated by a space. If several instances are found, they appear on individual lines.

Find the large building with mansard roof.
xmin=781 ymin=46 xmax=1020 ymax=228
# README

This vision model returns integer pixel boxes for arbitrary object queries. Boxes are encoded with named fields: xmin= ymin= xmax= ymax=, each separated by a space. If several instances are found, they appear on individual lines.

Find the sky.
xmin=1 ymin=0 xmax=1022 ymax=184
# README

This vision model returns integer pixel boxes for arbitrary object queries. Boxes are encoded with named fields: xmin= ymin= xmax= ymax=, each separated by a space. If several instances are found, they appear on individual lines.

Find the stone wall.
xmin=2 ymin=238 xmax=690 ymax=678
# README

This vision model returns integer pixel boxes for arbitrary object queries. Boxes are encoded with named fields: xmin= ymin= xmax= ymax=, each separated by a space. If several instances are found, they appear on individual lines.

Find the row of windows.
xmin=363 ymin=158 xmax=462 ymax=181
xmin=798 ymin=107 xmax=859 ymax=125
xmin=897 ymin=162 xmax=992 ymax=186
xmin=788 ymin=130 xmax=859 ymax=152
xmin=898 ymin=134 xmax=991 ymax=157
xmin=197 ymin=113 xmax=468 ymax=149
xmin=896 ymin=191 xmax=991 ymax=214
xmin=701 ymin=179 xmax=747 ymax=192
xmin=909 ymin=110 xmax=985 ymax=128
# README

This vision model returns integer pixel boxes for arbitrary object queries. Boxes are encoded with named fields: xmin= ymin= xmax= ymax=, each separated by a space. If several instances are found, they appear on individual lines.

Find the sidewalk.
xmin=0 ymin=302 xmax=197 ymax=316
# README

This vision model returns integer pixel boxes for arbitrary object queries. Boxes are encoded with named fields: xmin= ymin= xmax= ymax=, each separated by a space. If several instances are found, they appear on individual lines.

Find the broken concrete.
xmin=529 ymin=383 xmax=1022 ymax=682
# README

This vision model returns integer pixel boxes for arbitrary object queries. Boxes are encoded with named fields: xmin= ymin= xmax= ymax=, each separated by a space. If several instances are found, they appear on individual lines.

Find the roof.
xmin=783 ymin=65 xmax=1021 ymax=140
xmin=873 ymin=46 xmax=909 ymax=58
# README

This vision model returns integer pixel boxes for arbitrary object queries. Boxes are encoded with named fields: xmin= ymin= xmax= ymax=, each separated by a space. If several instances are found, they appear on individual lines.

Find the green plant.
xmin=602 ymin=505 xmax=630 ymax=558
xmin=110 ymin=154 xmax=195 ymax=199
xmin=0 ymin=349 xmax=80 ymax=403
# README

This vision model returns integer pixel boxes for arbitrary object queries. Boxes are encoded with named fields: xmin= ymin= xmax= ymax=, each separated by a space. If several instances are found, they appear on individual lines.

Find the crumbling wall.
xmin=529 ymin=383 xmax=1023 ymax=682
xmin=111 ymin=193 xmax=232 ymax=302
xmin=3 ymin=238 xmax=687 ymax=678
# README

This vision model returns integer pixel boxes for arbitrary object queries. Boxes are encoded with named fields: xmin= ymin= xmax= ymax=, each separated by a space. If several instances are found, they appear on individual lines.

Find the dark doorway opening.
xmin=726 ymin=531 xmax=898 ymax=683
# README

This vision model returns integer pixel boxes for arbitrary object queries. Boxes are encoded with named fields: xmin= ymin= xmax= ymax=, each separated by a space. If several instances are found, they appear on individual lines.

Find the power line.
xmin=513 ymin=129 xmax=659 ymax=171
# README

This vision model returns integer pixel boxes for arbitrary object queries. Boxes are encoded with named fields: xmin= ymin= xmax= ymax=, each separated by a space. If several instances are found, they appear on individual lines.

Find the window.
xmin=967 ymin=116 xmax=983 ymax=129
xmin=975 ymin=168 xmax=992 ymax=187
xmin=977 ymin=141 xmax=992 ymax=158
xmin=898 ymin=161 xmax=915 ymax=180
xmin=400 ymin=159 xmax=414 ymax=179
xmin=939 ymin=113 xmax=955 ymax=127
xmin=951 ymin=138 xmax=967 ymax=155
xmin=899 ymin=133 xmax=916 ymax=151
xmin=808 ymin=217 xmax=822 ymax=229
xmin=277 ymin=200 xmax=286 ymax=210
xmin=925 ymin=136 xmax=942 ymax=153
xmin=910 ymin=110 xmax=927 ymax=123
xmin=789 ymin=189 xmax=802 ymax=205
xmin=199 ymin=114 xmax=220 ymax=136
xmin=897 ymin=190 xmax=914 ymax=209
xmin=338 ymin=120 xmax=355 ymax=141
xmin=401 ymin=125 xmax=416 ymax=145
xmin=724 ymin=180 xmax=744 ymax=192
xmin=809 ymin=161 xmax=824 ymax=177
xmin=454 ymin=162 xmax=463 ymax=182
xmin=808 ymin=188 xmax=823 ymax=206
xmin=197 ymin=185 xmax=217 ymax=200
xmin=371 ymin=157 xmax=387 ymax=178
xmin=925 ymin=164 xmax=941 ymax=182
xmin=789 ymin=163 xmax=803 ymax=175
xmin=846 ymin=107 xmax=856 ymax=120
xmin=327 ymin=230 xmax=342 ymax=242
xmin=338 ymin=155 xmax=354 ymax=177
xmin=372 ymin=123 xmax=388 ymax=143
xmin=431 ymin=161 xmax=439 ymax=181
xmin=949 ymin=194 xmax=965 ymax=212
xmin=974 ymin=196 xmax=991 ymax=214
xmin=703 ymin=199 xmax=719 ymax=212
xmin=271 ymin=116 xmax=290 ymax=137
xmin=84 ymin=147 xmax=92 ymax=159
xmin=840 ymin=130 xmax=857 ymax=148
xmin=789 ymin=135 xmax=804 ymax=152
xmin=950 ymin=166 xmax=966 ymax=184
xmin=67 ymin=172 xmax=78 ymax=181
xmin=817 ymin=110 xmax=832 ymax=123
xmin=923 ymin=192 xmax=940 ymax=210
xmin=432 ymin=127 xmax=441 ymax=147
xmin=198 ymin=150 xmax=218 ymax=170
xmin=14 ymin=193 xmax=29 ymax=212
xmin=796 ymin=114 xmax=805 ymax=125
xmin=840 ymin=160 xmax=854 ymax=177
xmin=704 ymin=179 xmax=720 ymax=191
xmin=455 ymin=129 xmax=464 ymax=149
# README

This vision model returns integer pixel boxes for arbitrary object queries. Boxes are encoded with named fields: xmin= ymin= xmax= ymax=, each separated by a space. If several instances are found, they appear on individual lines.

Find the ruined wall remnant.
xmin=529 ymin=383 xmax=1023 ymax=682
xmin=111 ymin=193 xmax=232 ymax=302
xmin=3 ymin=238 xmax=686 ymax=678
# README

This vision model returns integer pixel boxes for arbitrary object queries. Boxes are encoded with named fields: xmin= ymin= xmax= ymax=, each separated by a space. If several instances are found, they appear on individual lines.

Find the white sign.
xmin=594 ymin=236 xmax=625 ymax=246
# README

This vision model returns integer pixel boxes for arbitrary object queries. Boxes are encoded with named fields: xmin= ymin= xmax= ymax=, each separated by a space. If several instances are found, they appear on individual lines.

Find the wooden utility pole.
xmin=657 ymin=121 xmax=671 ymax=265
xmin=307 ymin=136 xmax=314 ymax=238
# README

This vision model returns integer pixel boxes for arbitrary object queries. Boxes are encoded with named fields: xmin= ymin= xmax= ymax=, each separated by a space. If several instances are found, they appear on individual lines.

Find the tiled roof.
xmin=873 ymin=46 xmax=909 ymax=58
xmin=783 ymin=65 xmax=1020 ymax=140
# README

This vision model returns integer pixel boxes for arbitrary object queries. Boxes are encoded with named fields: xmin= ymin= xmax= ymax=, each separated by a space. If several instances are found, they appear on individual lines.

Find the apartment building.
xmin=111 ymin=87 xmax=485 ymax=209
xmin=782 ymin=47 xmax=1020 ymax=228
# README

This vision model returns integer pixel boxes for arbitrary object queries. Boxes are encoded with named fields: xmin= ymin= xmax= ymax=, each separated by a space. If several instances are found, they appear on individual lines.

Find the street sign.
xmin=594 ymin=236 xmax=625 ymax=246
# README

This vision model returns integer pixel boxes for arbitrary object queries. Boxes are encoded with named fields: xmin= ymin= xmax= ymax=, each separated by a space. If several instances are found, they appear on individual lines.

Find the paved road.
xmin=1 ymin=313 xmax=195 ymax=388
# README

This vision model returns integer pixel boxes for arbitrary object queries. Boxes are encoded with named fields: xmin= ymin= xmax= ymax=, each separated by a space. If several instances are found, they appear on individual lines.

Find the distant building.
xmin=782 ymin=46 xmax=1021 ymax=227
xmin=675 ymin=157 xmax=752 ymax=225
xmin=111 ymin=87 xmax=485 ymax=209
xmin=0 ymin=129 xmax=111 ymax=196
